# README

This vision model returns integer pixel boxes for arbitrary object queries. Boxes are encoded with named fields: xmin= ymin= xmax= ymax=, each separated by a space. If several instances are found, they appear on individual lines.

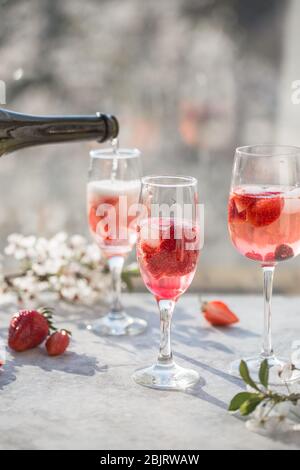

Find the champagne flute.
xmin=133 ymin=176 xmax=201 ymax=390
xmin=228 ymin=145 xmax=300 ymax=383
xmin=87 ymin=147 xmax=147 ymax=336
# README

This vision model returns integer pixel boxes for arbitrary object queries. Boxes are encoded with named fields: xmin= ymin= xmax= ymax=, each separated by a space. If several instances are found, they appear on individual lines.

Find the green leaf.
xmin=259 ymin=359 xmax=269 ymax=389
xmin=239 ymin=360 xmax=260 ymax=391
xmin=228 ymin=392 xmax=257 ymax=412
xmin=240 ymin=397 xmax=263 ymax=416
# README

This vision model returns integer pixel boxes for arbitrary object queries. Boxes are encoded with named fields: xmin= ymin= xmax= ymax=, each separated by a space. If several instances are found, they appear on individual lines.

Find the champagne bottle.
xmin=0 ymin=108 xmax=119 ymax=157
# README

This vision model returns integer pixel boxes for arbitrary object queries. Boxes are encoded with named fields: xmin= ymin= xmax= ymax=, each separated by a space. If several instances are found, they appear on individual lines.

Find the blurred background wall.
xmin=1 ymin=0 xmax=300 ymax=293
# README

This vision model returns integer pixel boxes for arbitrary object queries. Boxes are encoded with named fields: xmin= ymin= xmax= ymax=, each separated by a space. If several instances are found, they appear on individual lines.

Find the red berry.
xmin=245 ymin=251 xmax=263 ymax=262
xmin=146 ymin=251 xmax=170 ymax=278
xmin=89 ymin=205 xmax=100 ymax=233
xmin=160 ymin=238 xmax=177 ymax=252
xmin=228 ymin=198 xmax=247 ymax=224
xmin=202 ymin=301 xmax=239 ymax=327
xmin=274 ymin=244 xmax=294 ymax=261
xmin=234 ymin=194 xmax=254 ymax=212
xmin=89 ymin=198 xmax=118 ymax=233
xmin=247 ymin=197 xmax=283 ymax=227
xmin=46 ymin=330 xmax=70 ymax=357
xmin=264 ymin=252 xmax=275 ymax=263
xmin=141 ymin=241 xmax=159 ymax=256
xmin=143 ymin=221 xmax=199 ymax=279
xmin=145 ymin=243 xmax=199 ymax=278
xmin=176 ymin=249 xmax=199 ymax=275
xmin=8 ymin=309 xmax=51 ymax=352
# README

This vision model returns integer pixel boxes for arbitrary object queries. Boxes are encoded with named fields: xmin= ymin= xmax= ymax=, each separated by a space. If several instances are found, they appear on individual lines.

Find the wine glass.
xmin=228 ymin=145 xmax=300 ymax=383
xmin=87 ymin=147 xmax=147 ymax=336
xmin=132 ymin=176 xmax=201 ymax=390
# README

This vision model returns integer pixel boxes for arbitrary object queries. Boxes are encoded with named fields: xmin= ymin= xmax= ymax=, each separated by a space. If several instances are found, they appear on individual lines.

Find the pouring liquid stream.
xmin=111 ymin=137 xmax=119 ymax=182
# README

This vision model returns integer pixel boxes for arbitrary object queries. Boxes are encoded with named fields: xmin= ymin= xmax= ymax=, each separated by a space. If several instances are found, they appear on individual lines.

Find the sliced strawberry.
xmin=160 ymin=238 xmax=177 ymax=252
xmin=264 ymin=252 xmax=275 ymax=263
xmin=177 ymin=249 xmax=199 ymax=275
xmin=46 ymin=330 xmax=71 ymax=356
xmin=228 ymin=198 xmax=247 ymax=224
xmin=89 ymin=197 xmax=119 ymax=233
xmin=143 ymin=221 xmax=199 ymax=278
xmin=89 ymin=205 xmax=100 ymax=233
xmin=141 ymin=241 xmax=159 ymax=256
xmin=100 ymin=197 xmax=118 ymax=207
xmin=275 ymin=244 xmax=294 ymax=261
xmin=245 ymin=251 xmax=263 ymax=262
xmin=247 ymin=197 xmax=283 ymax=227
xmin=145 ymin=251 xmax=162 ymax=278
xmin=202 ymin=300 xmax=239 ymax=327
xmin=234 ymin=194 xmax=254 ymax=213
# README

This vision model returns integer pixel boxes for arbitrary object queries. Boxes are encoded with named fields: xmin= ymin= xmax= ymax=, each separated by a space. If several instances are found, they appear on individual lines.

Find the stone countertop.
xmin=0 ymin=293 xmax=300 ymax=450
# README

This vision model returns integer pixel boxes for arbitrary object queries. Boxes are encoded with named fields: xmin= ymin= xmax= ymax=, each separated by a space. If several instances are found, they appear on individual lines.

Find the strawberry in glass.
xmin=137 ymin=218 xmax=199 ymax=301
xmin=87 ymin=178 xmax=141 ymax=258
xmin=86 ymin=147 xmax=147 ymax=337
xmin=228 ymin=145 xmax=300 ymax=384
xmin=133 ymin=176 xmax=201 ymax=391
xmin=229 ymin=185 xmax=300 ymax=264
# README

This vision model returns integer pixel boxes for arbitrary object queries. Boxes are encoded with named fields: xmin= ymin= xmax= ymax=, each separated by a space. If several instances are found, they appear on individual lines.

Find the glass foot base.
xmin=229 ymin=356 xmax=289 ymax=386
xmin=87 ymin=311 xmax=147 ymax=336
xmin=132 ymin=361 xmax=200 ymax=391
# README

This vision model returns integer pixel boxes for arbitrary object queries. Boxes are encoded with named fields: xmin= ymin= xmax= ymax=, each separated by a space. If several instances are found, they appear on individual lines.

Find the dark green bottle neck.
xmin=0 ymin=108 xmax=119 ymax=156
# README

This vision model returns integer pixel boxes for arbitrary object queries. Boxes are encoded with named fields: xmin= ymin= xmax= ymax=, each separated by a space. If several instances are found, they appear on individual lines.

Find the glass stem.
xmin=261 ymin=266 xmax=275 ymax=359
xmin=157 ymin=299 xmax=175 ymax=366
xmin=108 ymin=256 xmax=125 ymax=318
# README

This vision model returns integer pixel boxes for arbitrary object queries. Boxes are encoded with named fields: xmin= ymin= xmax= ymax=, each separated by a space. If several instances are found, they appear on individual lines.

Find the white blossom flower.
xmin=52 ymin=232 xmax=68 ymax=244
xmin=20 ymin=235 xmax=36 ymax=248
xmin=279 ymin=363 xmax=295 ymax=382
xmin=70 ymin=235 xmax=86 ymax=248
xmin=4 ymin=244 xmax=16 ymax=256
xmin=7 ymin=233 xmax=23 ymax=244
xmin=1 ymin=232 xmax=130 ymax=305
xmin=246 ymin=401 xmax=294 ymax=435
xmin=60 ymin=287 xmax=78 ymax=301
xmin=14 ymin=248 xmax=27 ymax=260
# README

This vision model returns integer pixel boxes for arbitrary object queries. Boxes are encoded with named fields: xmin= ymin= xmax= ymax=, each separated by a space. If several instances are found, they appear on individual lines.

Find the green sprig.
xmin=229 ymin=360 xmax=300 ymax=417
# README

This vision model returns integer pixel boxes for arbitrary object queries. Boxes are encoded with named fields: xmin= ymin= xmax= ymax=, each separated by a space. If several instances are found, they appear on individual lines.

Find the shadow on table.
xmin=0 ymin=361 xmax=16 ymax=390
xmin=185 ymin=379 xmax=229 ymax=411
xmin=105 ymin=306 xmax=238 ymax=356
xmin=176 ymin=351 xmax=245 ymax=389
xmin=216 ymin=326 xmax=259 ymax=339
xmin=0 ymin=349 xmax=107 ymax=391
xmin=178 ymin=354 xmax=246 ymax=412
xmin=263 ymin=430 xmax=300 ymax=447
xmin=17 ymin=349 xmax=106 ymax=375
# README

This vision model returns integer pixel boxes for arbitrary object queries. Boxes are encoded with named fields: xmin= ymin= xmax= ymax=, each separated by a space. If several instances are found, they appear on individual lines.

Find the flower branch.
xmin=0 ymin=232 xmax=139 ymax=305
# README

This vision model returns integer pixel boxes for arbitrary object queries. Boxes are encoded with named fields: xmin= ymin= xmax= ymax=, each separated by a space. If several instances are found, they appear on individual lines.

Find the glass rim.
xmin=89 ymin=148 xmax=141 ymax=160
xmin=141 ymin=175 xmax=198 ymax=188
xmin=236 ymin=144 xmax=300 ymax=158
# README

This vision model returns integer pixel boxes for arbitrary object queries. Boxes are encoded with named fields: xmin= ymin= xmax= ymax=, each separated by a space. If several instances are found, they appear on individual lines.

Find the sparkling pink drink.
xmin=87 ymin=179 xmax=141 ymax=258
xmin=228 ymin=185 xmax=300 ymax=263
xmin=137 ymin=218 xmax=200 ymax=300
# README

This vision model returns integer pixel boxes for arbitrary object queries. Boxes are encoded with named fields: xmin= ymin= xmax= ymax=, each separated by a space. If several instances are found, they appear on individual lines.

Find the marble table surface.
xmin=1 ymin=293 xmax=300 ymax=450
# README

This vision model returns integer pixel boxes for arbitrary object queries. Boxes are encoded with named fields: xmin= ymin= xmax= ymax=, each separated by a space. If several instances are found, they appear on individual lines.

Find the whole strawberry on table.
xmin=8 ymin=307 xmax=71 ymax=356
